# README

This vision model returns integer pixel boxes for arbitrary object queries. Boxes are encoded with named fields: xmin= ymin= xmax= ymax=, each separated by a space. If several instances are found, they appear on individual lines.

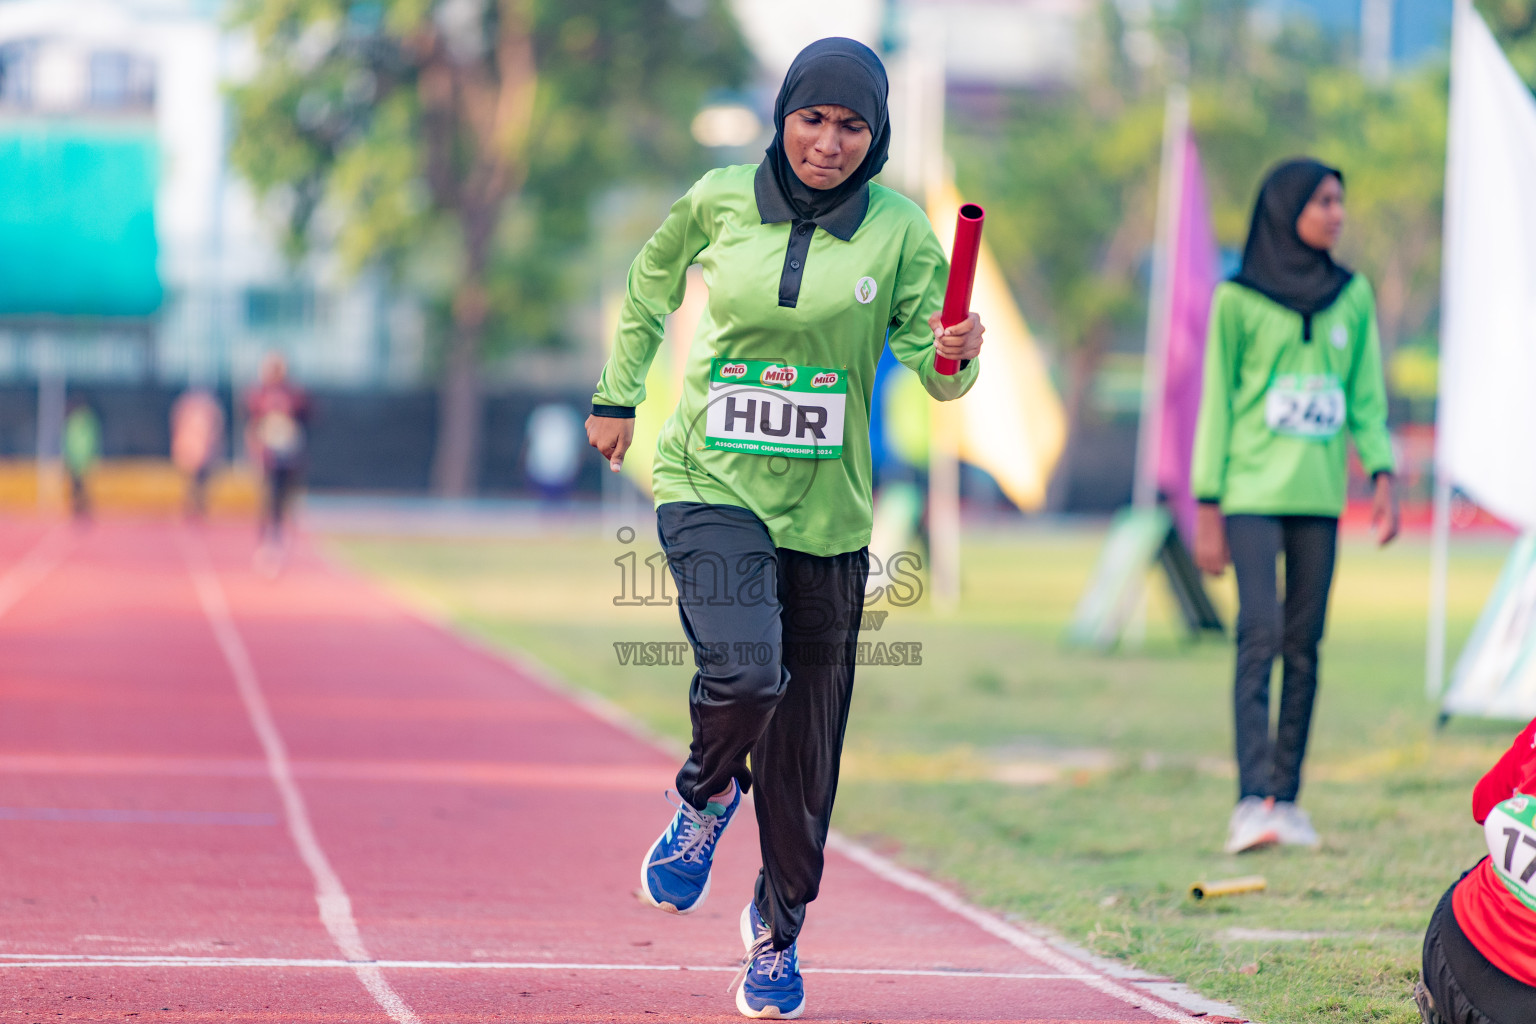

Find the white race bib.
xmin=704 ymin=358 xmax=846 ymax=459
xmin=1265 ymin=373 xmax=1345 ymax=439
xmin=258 ymin=412 xmax=302 ymax=456
xmin=1485 ymin=793 xmax=1536 ymax=912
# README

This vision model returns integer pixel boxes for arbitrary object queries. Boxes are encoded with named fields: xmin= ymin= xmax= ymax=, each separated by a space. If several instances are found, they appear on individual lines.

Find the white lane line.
xmin=827 ymin=834 xmax=1201 ymax=1022
xmin=0 ymin=525 xmax=70 ymax=622
xmin=181 ymin=535 xmax=421 ymax=1024
xmin=0 ymin=807 xmax=276 ymax=825
xmin=0 ymin=953 xmax=1078 ymax=979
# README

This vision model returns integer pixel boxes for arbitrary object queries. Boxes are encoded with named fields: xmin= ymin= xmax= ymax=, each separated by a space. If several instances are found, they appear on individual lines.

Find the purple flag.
xmin=1157 ymin=133 xmax=1220 ymax=541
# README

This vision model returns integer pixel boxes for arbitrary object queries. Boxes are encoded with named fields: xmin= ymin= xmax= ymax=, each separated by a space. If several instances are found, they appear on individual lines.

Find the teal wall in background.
xmin=0 ymin=125 xmax=161 ymax=318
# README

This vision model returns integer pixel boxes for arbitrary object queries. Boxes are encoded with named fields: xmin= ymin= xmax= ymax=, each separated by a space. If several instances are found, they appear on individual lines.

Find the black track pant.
xmin=1227 ymin=514 xmax=1337 ymax=803
xmin=1420 ymin=870 xmax=1536 ymax=1024
xmin=656 ymin=502 xmax=867 ymax=951
xmin=261 ymin=465 xmax=299 ymax=542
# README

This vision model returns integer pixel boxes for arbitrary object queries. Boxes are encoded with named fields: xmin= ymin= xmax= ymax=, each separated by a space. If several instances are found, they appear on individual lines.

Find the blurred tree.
xmin=1306 ymin=67 xmax=1446 ymax=360
xmin=228 ymin=0 xmax=750 ymax=495
xmin=950 ymin=4 xmax=1160 ymax=510
xmin=950 ymin=0 xmax=1452 ymax=508
xmin=1484 ymin=0 xmax=1536 ymax=78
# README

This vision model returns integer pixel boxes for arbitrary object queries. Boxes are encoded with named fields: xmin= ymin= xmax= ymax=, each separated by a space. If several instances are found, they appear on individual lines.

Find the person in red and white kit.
xmin=1417 ymin=718 xmax=1536 ymax=1023
xmin=244 ymin=352 xmax=310 ymax=568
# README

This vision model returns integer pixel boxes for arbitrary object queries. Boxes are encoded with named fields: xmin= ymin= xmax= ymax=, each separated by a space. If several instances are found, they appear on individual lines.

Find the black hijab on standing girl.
xmin=1230 ymin=158 xmax=1354 ymax=339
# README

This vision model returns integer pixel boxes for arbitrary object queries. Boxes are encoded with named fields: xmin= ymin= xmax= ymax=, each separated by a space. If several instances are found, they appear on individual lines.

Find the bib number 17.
xmin=1485 ymin=795 xmax=1536 ymax=911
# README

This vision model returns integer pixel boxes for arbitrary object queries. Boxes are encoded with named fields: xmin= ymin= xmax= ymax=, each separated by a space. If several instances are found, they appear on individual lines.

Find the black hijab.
xmin=754 ymin=37 xmax=891 ymax=241
xmin=1231 ymin=158 xmax=1354 ymax=335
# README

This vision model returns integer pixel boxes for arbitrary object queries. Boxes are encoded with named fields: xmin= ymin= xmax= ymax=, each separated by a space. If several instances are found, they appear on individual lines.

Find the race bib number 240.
xmin=1265 ymin=373 xmax=1345 ymax=439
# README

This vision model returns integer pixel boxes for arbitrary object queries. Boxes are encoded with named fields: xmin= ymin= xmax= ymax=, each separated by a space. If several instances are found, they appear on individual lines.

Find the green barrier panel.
xmin=1066 ymin=505 xmax=1224 ymax=651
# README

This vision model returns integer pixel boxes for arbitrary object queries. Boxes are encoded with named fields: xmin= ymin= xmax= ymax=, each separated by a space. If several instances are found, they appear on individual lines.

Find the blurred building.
xmin=1263 ymin=0 xmax=1452 ymax=71
xmin=731 ymin=0 xmax=1092 ymax=88
xmin=0 ymin=0 xmax=426 ymax=394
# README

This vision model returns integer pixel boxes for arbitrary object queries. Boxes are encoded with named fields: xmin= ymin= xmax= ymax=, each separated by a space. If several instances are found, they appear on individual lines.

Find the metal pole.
xmin=912 ymin=10 xmax=960 ymax=614
xmin=929 ymin=400 xmax=961 ymax=613
xmin=1427 ymin=476 xmax=1453 ymax=699
xmin=1428 ymin=0 xmax=1470 ymax=700
xmin=35 ymin=336 xmax=64 ymax=513
xmin=1132 ymin=86 xmax=1188 ymax=511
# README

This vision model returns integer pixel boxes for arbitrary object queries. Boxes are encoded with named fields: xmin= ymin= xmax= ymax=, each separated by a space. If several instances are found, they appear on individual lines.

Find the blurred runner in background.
xmin=62 ymin=398 xmax=100 ymax=522
xmin=171 ymin=387 xmax=225 ymax=520
xmin=524 ymin=402 xmax=583 ymax=503
xmin=1192 ymin=159 xmax=1398 ymax=856
xmin=1415 ymin=717 xmax=1536 ymax=1023
xmin=244 ymin=353 xmax=309 ymax=570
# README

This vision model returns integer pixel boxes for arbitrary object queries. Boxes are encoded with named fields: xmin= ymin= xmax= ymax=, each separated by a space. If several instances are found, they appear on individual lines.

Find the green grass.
xmin=327 ymin=521 xmax=1518 ymax=1024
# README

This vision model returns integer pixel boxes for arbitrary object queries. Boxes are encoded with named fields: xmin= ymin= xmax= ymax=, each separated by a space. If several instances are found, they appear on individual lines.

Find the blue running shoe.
xmin=639 ymin=784 xmax=740 ymax=914
xmin=732 ymin=901 xmax=804 ymax=1020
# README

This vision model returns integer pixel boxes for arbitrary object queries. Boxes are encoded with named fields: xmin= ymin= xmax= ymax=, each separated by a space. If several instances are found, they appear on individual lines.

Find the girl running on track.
xmin=1415 ymin=716 xmax=1536 ymax=1023
xmin=586 ymin=37 xmax=983 ymax=1020
xmin=245 ymin=352 xmax=310 ymax=564
xmin=1191 ymin=158 xmax=1399 ymax=856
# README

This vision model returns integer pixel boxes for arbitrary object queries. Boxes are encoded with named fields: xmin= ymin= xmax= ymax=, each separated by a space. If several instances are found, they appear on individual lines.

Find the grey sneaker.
xmin=1224 ymin=796 xmax=1280 ymax=854
xmin=1272 ymin=801 xmax=1320 ymax=848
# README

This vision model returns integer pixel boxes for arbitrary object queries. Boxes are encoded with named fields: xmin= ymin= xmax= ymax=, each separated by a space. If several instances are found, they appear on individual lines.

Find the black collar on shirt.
xmin=753 ymin=161 xmax=869 ymax=242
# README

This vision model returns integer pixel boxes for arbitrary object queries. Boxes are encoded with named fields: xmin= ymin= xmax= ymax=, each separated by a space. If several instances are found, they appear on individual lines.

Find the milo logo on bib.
xmin=1486 ymin=793 xmax=1536 ymax=911
xmin=705 ymin=357 xmax=847 ymax=459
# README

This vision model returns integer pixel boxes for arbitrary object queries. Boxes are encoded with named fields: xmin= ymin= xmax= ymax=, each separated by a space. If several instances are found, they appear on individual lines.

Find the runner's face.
xmin=783 ymin=105 xmax=872 ymax=191
xmin=260 ymin=355 xmax=288 ymax=386
xmin=1295 ymin=175 xmax=1345 ymax=251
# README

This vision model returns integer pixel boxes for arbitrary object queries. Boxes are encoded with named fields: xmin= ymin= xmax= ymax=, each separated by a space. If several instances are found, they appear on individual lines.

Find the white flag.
xmin=1438 ymin=1 xmax=1536 ymax=531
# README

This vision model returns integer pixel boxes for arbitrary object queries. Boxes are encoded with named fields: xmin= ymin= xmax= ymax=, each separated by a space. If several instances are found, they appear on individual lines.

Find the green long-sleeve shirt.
xmin=593 ymin=163 xmax=979 ymax=555
xmin=1190 ymin=276 xmax=1395 ymax=517
xmin=63 ymin=407 xmax=100 ymax=476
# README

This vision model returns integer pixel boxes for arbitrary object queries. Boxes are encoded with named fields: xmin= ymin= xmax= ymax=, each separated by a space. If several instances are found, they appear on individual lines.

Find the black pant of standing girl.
xmin=1228 ymin=514 xmax=1338 ymax=804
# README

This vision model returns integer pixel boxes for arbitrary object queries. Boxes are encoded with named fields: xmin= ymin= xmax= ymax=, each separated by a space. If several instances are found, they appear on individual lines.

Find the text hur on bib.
xmin=705 ymin=358 xmax=847 ymax=459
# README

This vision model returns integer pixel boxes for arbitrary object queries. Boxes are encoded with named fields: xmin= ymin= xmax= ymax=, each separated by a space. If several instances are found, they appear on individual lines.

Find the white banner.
xmin=1437 ymin=2 xmax=1536 ymax=531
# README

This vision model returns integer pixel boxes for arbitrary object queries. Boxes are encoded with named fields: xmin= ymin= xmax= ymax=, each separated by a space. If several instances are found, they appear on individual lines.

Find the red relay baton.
xmin=934 ymin=203 xmax=985 ymax=376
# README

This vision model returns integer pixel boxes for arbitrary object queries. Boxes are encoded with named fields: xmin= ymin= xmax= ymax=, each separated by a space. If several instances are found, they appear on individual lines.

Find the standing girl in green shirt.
xmin=1191 ymin=159 xmax=1399 ymax=855
xmin=585 ymin=38 xmax=983 ymax=1020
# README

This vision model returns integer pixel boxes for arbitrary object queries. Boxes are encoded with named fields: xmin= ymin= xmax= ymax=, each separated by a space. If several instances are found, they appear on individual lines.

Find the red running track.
xmin=0 ymin=520 xmax=1209 ymax=1023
